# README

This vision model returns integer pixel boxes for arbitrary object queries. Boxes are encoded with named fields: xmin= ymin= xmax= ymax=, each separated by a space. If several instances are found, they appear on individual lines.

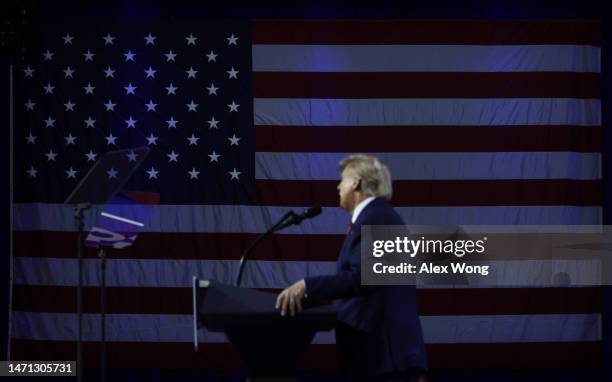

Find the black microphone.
xmin=289 ymin=206 xmax=322 ymax=225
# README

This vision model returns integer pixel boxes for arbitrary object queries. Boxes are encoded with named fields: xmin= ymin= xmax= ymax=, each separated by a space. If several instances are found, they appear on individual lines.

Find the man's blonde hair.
xmin=339 ymin=154 xmax=392 ymax=200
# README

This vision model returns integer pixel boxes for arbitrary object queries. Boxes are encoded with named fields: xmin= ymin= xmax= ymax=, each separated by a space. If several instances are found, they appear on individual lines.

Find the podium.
xmin=193 ymin=278 xmax=336 ymax=379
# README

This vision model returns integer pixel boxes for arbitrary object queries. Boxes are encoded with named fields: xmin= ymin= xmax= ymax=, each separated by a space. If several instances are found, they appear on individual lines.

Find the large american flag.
xmin=11 ymin=19 xmax=603 ymax=373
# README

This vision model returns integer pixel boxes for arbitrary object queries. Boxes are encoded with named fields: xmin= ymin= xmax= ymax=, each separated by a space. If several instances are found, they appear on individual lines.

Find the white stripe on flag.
xmin=13 ymin=258 xmax=334 ymax=288
xmin=254 ymin=98 xmax=601 ymax=127
xmin=255 ymin=152 xmax=601 ymax=180
xmin=14 ymin=204 xmax=603 ymax=233
xmin=13 ymin=258 xmax=602 ymax=288
xmin=252 ymin=45 xmax=601 ymax=73
xmin=11 ymin=312 xmax=601 ymax=343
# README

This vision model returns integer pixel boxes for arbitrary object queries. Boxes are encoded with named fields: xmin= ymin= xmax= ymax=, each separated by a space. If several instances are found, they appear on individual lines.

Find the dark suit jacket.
xmin=305 ymin=198 xmax=427 ymax=377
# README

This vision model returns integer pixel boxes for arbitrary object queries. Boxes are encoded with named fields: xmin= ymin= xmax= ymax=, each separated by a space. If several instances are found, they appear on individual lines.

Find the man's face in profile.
xmin=337 ymin=169 xmax=358 ymax=212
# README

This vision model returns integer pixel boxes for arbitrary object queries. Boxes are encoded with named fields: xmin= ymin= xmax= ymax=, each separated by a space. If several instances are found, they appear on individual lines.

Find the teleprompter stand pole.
xmin=75 ymin=203 xmax=91 ymax=382
xmin=99 ymin=248 xmax=107 ymax=382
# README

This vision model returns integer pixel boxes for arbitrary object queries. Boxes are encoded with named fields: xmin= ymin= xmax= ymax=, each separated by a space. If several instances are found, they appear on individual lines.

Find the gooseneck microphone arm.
xmin=235 ymin=211 xmax=293 ymax=287
xmin=235 ymin=207 xmax=321 ymax=287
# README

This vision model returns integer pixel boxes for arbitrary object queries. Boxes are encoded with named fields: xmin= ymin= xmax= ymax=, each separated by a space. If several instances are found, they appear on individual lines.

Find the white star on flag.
xmin=83 ymin=50 xmax=95 ymax=61
xmin=185 ymin=33 xmax=197 ymax=45
xmin=62 ymin=33 xmax=74 ymax=44
xmin=86 ymin=150 xmax=98 ymax=162
xmin=146 ymin=167 xmax=159 ymax=179
xmin=187 ymin=134 xmax=199 ymax=146
xmin=83 ymin=83 xmax=95 ymax=95
xmin=167 ymin=150 xmax=180 ymax=162
xmin=125 ymin=117 xmax=137 ymax=128
xmin=208 ymin=150 xmax=220 ymax=162
xmin=23 ymin=66 xmax=34 ymax=77
xmin=43 ymin=82 xmax=55 ymax=94
xmin=66 ymin=167 xmax=78 ymax=179
xmin=226 ymin=34 xmax=239 ymax=46
xmin=64 ymin=100 xmax=76 ymax=111
xmin=166 ymin=117 xmax=178 ymax=128
xmin=43 ymin=116 xmax=56 ymax=128
xmin=165 ymin=83 xmax=178 ymax=95
xmin=105 ymin=133 xmax=118 ymax=145
xmin=104 ymin=66 xmax=115 ymax=78
xmin=146 ymin=133 xmax=158 ymax=145
xmin=45 ymin=150 xmax=57 ymax=161
xmin=206 ymin=50 xmax=218 ymax=62
xmin=107 ymin=167 xmax=118 ymax=179
xmin=227 ymin=67 xmax=239 ymax=79
xmin=25 ymin=132 xmax=36 ymax=144
xmin=186 ymin=67 xmax=198 ymax=79
xmin=103 ymin=34 xmax=115 ymax=45
xmin=27 ymin=166 xmax=38 ymax=178
xmin=207 ymin=117 xmax=219 ymax=129
xmin=127 ymin=150 xmax=138 ymax=162
xmin=104 ymin=100 xmax=116 ymax=111
xmin=64 ymin=67 xmax=75 ymax=78
xmin=228 ymin=101 xmax=240 ymax=112
xmin=228 ymin=134 xmax=240 ymax=146
xmin=229 ymin=168 xmax=241 ymax=180
xmin=124 ymin=50 xmax=136 ymax=61
xmin=186 ymin=100 xmax=198 ymax=112
xmin=188 ymin=168 xmax=200 ymax=179
xmin=145 ymin=66 xmax=157 ymax=78
xmin=124 ymin=83 xmax=137 ymax=94
xmin=165 ymin=51 xmax=177 ymax=62
xmin=64 ymin=133 xmax=77 ymax=145
xmin=145 ymin=100 xmax=157 ymax=112
xmin=84 ymin=117 xmax=96 ymax=128
xmin=206 ymin=83 xmax=219 ymax=95
xmin=42 ymin=50 xmax=54 ymax=61
xmin=144 ymin=33 xmax=156 ymax=45
xmin=24 ymin=99 xmax=36 ymax=111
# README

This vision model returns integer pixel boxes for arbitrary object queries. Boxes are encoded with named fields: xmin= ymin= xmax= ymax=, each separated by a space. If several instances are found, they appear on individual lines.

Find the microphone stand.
xmin=235 ymin=211 xmax=298 ymax=287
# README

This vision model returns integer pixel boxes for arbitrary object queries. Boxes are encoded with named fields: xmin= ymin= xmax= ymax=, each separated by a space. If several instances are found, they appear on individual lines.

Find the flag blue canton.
xmin=15 ymin=21 xmax=255 ymax=204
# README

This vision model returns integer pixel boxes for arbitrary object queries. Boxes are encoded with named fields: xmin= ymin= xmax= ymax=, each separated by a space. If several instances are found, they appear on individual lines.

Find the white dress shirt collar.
xmin=351 ymin=196 xmax=376 ymax=224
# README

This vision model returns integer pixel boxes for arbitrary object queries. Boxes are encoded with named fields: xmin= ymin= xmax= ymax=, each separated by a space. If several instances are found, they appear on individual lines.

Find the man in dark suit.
xmin=276 ymin=155 xmax=428 ymax=382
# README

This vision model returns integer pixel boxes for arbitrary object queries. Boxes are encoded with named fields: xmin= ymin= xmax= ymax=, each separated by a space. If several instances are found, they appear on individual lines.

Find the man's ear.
xmin=352 ymin=178 xmax=361 ymax=191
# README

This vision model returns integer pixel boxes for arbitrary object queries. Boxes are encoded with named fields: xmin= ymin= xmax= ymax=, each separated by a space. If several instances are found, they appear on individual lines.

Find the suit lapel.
xmin=336 ymin=198 xmax=383 ymax=270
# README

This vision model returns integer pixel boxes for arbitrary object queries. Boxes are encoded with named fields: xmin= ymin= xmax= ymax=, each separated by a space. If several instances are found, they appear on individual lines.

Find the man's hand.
xmin=275 ymin=280 xmax=306 ymax=317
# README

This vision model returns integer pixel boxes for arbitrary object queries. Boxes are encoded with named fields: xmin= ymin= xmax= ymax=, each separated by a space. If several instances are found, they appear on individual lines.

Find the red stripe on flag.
xmin=255 ymin=179 xmax=603 ymax=207
xmin=13 ymin=231 xmax=341 ymax=260
xmin=255 ymin=125 xmax=602 ymax=153
xmin=12 ymin=285 xmax=602 ymax=316
xmin=9 ymin=340 xmax=602 ymax=370
xmin=426 ymin=342 xmax=602 ymax=370
xmin=253 ymin=72 xmax=601 ymax=99
xmin=14 ymin=228 xmax=604 ymax=261
xmin=252 ymin=20 xmax=602 ymax=45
